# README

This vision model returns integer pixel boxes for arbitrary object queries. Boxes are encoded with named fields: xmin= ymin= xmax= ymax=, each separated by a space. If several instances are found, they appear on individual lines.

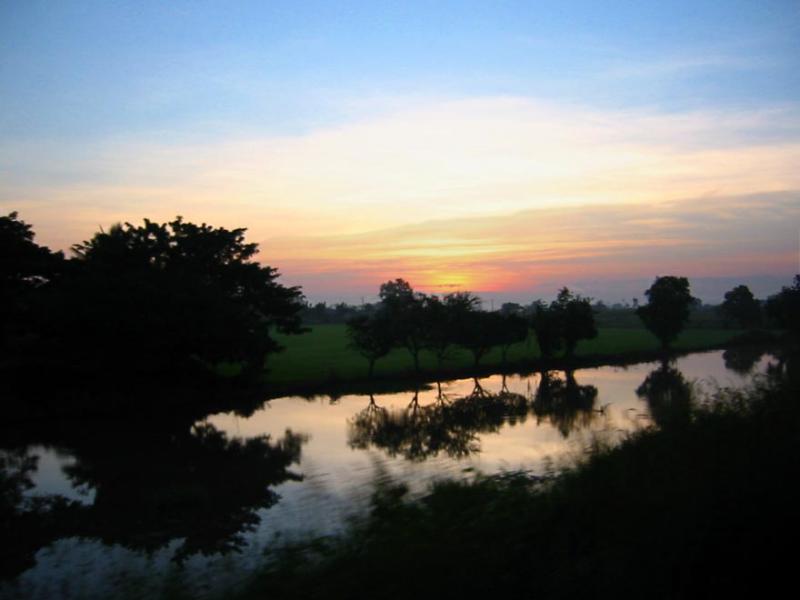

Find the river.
xmin=0 ymin=347 xmax=775 ymax=599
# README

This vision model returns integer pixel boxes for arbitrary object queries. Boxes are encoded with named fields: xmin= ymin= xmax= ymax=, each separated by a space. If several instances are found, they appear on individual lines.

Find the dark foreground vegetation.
xmin=232 ymin=349 xmax=800 ymax=600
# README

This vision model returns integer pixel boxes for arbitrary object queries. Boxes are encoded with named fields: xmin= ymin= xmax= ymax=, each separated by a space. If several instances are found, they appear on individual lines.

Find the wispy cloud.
xmin=600 ymin=54 xmax=758 ymax=80
xmin=2 ymin=96 xmax=799 ymax=261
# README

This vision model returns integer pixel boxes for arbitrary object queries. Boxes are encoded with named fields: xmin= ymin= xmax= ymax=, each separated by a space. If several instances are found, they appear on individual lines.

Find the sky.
xmin=1 ymin=0 xmax=799 ymax=303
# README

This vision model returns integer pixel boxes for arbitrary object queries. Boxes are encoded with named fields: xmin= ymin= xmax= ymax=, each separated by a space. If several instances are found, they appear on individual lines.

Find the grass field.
xmin=264 ymin=324 xmax=742 ymax=386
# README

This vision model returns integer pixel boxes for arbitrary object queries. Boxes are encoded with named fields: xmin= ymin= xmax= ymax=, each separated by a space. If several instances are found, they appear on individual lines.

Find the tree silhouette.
xmin=379 ymin=278 xmax=427 ymax=373
xmin=457 ymin=310 xmax=503 ymax=366
xmin=496 ymin=313 xmax=529 ymax=364
xmin=0 ymin=212 xmax=63 ymax=351
xmin=40 ymin=217 xmax=305 ymax=378
xmin=530 ymin=301 xmax=563 ymax=359
xmin=347 ymin=313 xmax=395 ymax=377
xmin=422 ymin=292 xmax=480 ymax=368
xmin=720 ymin=285 xmax=761 ymax=328
xmin=766 ymin=275 xmax=800 ymax=338
xmin=552 ymin=287 xmax=597 ymax=357
xmin=636 ymin=276 xmax=696 ymax=349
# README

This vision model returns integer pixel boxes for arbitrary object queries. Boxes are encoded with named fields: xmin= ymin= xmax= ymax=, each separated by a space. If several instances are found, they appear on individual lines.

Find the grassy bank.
xmin=234 ymin=362 xmax=799 ymax=599
xmin=264 ymin=324 xmax=744 ymax=386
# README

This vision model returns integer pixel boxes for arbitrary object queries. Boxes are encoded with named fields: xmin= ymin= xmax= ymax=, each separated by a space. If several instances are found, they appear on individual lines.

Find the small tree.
xmin=378 ymin=278 xmax=427 ymax=373
xmin=720 ymin=284 xmax=761 ymax=329
xmin=552 ymin=287 xmax=597 ymax=357
xmin=457 ymin=311 xmax=501 ymax=367
xmin=422 ymin=292 xmax=480 ymax=368
xmin=496 ymin=313 xmax=529 ymax=364
xmin=530 ymin=301 xmax=562 ymax=359
xmin=636 ymin=276 xmax=696 ymax=349
xmin=347 ymin=313 xmax=395 ymax=377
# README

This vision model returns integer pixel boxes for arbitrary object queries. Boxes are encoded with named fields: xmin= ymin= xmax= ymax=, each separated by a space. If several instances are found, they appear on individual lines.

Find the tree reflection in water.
xmin=722 ymin=346 xmax=765 ymax=375
xmin=349 ymin=377 xmax=532 ymax=461
xmin=0 ymin=422 xmax=307 ymax=578
xmin=531 ymin=370 xmax=599 ymax=438
xmin=0 ymin=447 xmax=83 ymax=579
xmin=636 ymin=361 xmax=694 ymax=429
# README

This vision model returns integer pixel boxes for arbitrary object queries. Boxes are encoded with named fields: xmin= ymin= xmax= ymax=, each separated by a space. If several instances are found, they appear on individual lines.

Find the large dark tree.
xmin=720 ymin=284 xmax=761 ymax=329
xmin=636 ymin=276 xmax=696 ymax=349
xmin=0 ymin=212 xmax=63 ymax=350
xmin=41 ymin=217 xmax=305 ymax=378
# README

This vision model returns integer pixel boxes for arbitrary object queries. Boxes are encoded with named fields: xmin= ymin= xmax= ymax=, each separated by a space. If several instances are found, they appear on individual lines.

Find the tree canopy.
xmin=636 ymin=276 xmax=696 ymax=349
xmin=39 ymin=217 xmax=305 ymax=378
xmin=720 ymin=284 xmax=761 ymax=328
xmin=529 ymin=288 xmax=597 ymax=358
xmin=0 ymin=212 xmax=63 ymax=348
xmin=530 ymin=301 xmax=562 ymax=359
xmin=377 ymin=278 xmax=429 ymax=372
xmin=346 ymin=312 xmax=395 ymax=377
xmin=552 ymin=288 xmax=597 ymax=356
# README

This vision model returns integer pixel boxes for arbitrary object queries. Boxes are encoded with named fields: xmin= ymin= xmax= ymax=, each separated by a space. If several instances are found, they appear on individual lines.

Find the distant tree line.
xmin=346 ymin=278 xmax=600 ymax=376
xmin=300 ymin=301 xmax=378 ymax=325
xmin=347 ymin=274 xmax=800 ymax=377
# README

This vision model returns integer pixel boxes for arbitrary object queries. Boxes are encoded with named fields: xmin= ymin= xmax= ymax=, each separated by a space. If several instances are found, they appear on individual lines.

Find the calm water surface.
xmin=0 ymin=348 xmax=774 ymax=599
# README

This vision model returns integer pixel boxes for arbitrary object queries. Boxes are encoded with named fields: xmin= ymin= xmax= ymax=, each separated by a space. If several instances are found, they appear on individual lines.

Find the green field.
xmin=264 ymin=324 xmax=742 ymax=386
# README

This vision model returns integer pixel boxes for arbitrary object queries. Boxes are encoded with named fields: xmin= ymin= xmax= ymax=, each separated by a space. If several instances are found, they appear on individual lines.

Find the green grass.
xmin=264 ymin=325 xmax=743 ymax=385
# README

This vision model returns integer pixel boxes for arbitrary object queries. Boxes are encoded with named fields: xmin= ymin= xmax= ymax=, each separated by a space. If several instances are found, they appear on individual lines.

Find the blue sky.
xmin=3 ymin=1 xmax=798 ymax=140
xmin=1 ymin=1 xmax=799 ymax=302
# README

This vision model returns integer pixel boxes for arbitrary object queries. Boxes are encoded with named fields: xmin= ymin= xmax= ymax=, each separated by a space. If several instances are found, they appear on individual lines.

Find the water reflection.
xmin=636 ymin=361 xmax=694 ymax=429
xmin=1 ymin=447 xmax=84 ymax=579
xmin=348 ymin=371 xmax=600 ymax=459
xmin=723 ymin=346 xmax=766 ymax=375
xmin=0 ymin=423 xmax=307 ymax=579
xmin=1 ymin=348 xmax=778 ymax=597
xmin=531 ymin=370 xmax=599 ymax=438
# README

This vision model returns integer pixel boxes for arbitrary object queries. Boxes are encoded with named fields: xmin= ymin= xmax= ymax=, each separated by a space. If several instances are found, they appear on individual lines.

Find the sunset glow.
xmin=2 ymin=1 xmax=798 ymax=302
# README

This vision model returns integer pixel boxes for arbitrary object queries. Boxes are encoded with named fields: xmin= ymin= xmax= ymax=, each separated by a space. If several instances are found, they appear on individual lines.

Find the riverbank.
xmin=260 ymin=325 xmax=765 ymax=397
